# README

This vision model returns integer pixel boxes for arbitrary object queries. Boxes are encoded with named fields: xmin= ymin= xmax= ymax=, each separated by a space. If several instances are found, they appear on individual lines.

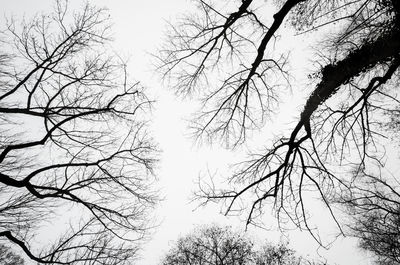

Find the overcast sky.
xmin=1 ymin=1 xmax=373 ymax=264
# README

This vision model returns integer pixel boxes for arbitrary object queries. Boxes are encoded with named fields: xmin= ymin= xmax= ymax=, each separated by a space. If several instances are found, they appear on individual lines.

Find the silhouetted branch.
xmin=160 ymin=0 xmax=400 ymax=245
xmin=0 ymin=1 xmax=158 ymax=263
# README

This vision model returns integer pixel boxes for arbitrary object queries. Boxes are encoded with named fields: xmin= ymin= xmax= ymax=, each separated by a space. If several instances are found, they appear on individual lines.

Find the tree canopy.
xmin=337 ymin=171 xmax=400 ymax=264
xmin=0 ymin=1 xmax=158 ymax=264
xmin=158 ymin=0 xmax=400 ymax=249
xmin=1 ymin=0 xmax=400 ymax=264
xmin=160 ymin=225 xmax=324 ymax=265
xmin=0 ymin=244 xmax=25 ymax=265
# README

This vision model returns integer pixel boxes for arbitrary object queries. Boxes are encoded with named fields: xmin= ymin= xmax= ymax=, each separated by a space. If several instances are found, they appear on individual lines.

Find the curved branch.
xmin=0 ymin=231 xmax=67 ymax=264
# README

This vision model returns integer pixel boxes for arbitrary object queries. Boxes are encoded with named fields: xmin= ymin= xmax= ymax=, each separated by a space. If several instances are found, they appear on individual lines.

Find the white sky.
xmin=1 ymin=1 xmax=374 ymax=265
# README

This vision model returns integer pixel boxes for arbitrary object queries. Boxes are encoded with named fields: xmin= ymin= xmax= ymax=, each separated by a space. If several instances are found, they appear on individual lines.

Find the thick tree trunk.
xmin=297 ymin=27 xmax=400 ymax=136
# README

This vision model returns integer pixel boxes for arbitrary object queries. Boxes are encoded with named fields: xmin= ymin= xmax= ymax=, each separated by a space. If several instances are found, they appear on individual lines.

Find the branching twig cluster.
xmin=0 ymin=1 xmax=158 ymax=264
xmin=159 ymin=0 xmax=400 ymax=245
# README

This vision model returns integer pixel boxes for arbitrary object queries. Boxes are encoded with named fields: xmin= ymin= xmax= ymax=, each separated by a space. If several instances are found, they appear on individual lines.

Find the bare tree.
xmin=0 ymin=244 xmax=25 ymax=265
xmin=160 ymin=224 xmax=325 ymax=265
xmin=157 ymin=0 xmax=400 ymax=244
xmin=253 ymin=243 xmax=302 ymax=265
xmin=160 ymin=225 xmax=254 ymax=265
xmin=0 ymin=1 xmax=158 ymax=264
xmin=336 ymin=170 xmax=400 ymax=265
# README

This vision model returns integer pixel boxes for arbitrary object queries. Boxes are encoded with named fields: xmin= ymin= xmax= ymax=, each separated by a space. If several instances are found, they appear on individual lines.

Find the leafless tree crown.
xmin=158 ymin=0 xmax=400 ymax=246
xmin=0 ymin=1 xmax=158 ymax=264
xmin=160 ymin=224 xmax=327 ymax=265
